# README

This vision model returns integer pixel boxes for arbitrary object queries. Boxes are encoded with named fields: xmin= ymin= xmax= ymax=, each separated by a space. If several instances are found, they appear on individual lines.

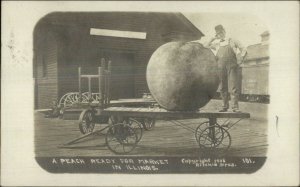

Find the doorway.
xmin=101 ymin=51 xmax=135 ymax=99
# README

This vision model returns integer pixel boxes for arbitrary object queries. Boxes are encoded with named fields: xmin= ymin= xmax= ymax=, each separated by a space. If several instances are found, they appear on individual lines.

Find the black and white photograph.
xmin=1 ymin=1 xmax=299 ymax=186
xmin=33 ymin=11 xmax=268 ymax=173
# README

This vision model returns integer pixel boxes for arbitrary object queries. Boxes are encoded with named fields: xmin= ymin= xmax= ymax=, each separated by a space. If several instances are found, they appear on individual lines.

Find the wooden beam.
xmin=101 ymin=107 xmax=251 ymax=120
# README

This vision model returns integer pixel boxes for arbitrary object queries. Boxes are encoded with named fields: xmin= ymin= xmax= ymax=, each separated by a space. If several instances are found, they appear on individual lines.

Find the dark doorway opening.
xmin=100 ymin=51 xmax=135 ymax=99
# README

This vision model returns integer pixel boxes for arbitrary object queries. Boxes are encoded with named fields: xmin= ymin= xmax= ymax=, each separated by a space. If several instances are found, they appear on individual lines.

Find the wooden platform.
xmin=109 ymin=98 xmax=156 ymax=106
xmin=63 ymin=98 xmax=157 ymax=120
xmin=72 ymin=98 xmax=156 ymax=107
xmin=100 ymin=107 xmax=250 ymax=119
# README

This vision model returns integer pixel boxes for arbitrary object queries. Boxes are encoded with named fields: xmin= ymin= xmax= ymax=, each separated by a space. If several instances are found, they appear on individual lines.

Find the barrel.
xmin=146 ymin=42 xmax=219 ymax=111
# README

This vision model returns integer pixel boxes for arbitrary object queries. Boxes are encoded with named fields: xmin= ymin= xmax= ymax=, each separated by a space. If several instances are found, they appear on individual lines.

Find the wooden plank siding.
xmin=36 ymin=32 xmax=58 ymax=109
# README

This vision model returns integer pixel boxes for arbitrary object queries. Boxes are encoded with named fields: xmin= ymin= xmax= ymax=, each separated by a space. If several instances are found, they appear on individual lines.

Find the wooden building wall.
xmin=56 ymin=13 xmax=168 ymax=100
xmin=36 ymin=32 xmax=58 ymax=109
xmin=34 ymin=12 xmax=202 ymax=108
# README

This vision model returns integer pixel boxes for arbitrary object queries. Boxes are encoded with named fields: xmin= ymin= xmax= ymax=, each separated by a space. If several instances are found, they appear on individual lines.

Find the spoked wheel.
xmin=91 ymin=93 xmax=100 ymax=102
xmin=106 ymin=123 xmax=138 ymax=154
xmin=124 ymin=118 xmax=143 ymax=142
xmin=59 ymin=92 xmax=72 ymax=107
xmin=197 ymin=125 xmax=231 ymax=152
xmin=79 ymin=109 xmax=95 ymax=134
xmin=195 ymin=121 xmax=210 ymax=142
xmin=64 ymin=93 xmax=89 ymax=107
xmin=142 ymin=118 xmax=156 ymax=131
xmin=81 ymin=92 xmax=90 ymax=102
xmin=64 ymin=93 xmax=78 ymax=107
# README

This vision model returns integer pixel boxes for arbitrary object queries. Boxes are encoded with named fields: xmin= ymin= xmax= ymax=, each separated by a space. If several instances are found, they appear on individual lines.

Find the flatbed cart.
xmin=63 ymin=106 xmax=250 ymax=154
xmin=62 ymin=63 xmax=250 ymax=154
xmin=72 ymin=99 xmax=157 ymax=132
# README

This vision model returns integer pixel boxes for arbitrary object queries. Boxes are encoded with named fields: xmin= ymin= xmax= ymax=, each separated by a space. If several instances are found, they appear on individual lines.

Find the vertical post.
xmin=101 ymin=58 xmax=106 ymax=69
xmin=98 ymin=67 xmax=101 ymax=103
xmin=78 ymin=67 xmax=82 ymax=102
xmin=98 ymin=67 xmax=105 ymax=108
xmin=208 ymin=117 xmax=216 ymax=142
xmin=107 ymin=60 xmax=112 ymax=105
xmin=101 ymin=59 xmax=107 ymax=105
xmin=88 ymin=77 xmax=92 ymax=102
xmin=104 ymin=70 xmax=107 ymax=105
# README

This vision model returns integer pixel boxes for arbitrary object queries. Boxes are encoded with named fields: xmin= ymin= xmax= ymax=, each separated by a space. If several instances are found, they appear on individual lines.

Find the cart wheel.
xmin=91 ymin=93 xmax=100 ymax=102
xmin=64 ymin=93 xmax=89 ymax=107
xmin=79 ymin=109 xmax=95 ymax=134
xmin=142 ymin=118 xmax=156 ymax=131
xmin=125 ymin=118 xmax=143 ymax=142
xmin=82 ymin=92 xmax=92 ymax=102
xmin=64 ymin=93 xmax=78 ymax=107
xmin=58 ymin=92 xmax=72 ymax=108
xmin=195 ymin=121 xmax=209 ymax=142
xmin=106 ymin=123 xmax=138 ymax=154
xmin=197 ymin=125 xmax=231 ymax=152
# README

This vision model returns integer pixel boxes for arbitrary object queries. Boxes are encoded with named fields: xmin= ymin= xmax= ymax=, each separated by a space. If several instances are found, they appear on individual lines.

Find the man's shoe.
xmin=232 ymin=109 xmax=241 ymax=113
xmin=219 ymin=108 xmax=228 ymax=112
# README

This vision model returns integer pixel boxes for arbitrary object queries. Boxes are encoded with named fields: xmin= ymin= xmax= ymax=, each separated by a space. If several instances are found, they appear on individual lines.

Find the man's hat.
xmin=215 ymin=25 xmax=225 ymax=34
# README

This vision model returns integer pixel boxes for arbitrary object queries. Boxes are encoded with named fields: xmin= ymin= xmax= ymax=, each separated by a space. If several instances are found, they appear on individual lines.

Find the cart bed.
xmin=100 ymin=107 xmax=250 ymax=120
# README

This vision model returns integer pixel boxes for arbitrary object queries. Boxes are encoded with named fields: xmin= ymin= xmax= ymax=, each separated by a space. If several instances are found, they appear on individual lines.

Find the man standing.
xmin=206 ymin=25 xmax=247 ymax=112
